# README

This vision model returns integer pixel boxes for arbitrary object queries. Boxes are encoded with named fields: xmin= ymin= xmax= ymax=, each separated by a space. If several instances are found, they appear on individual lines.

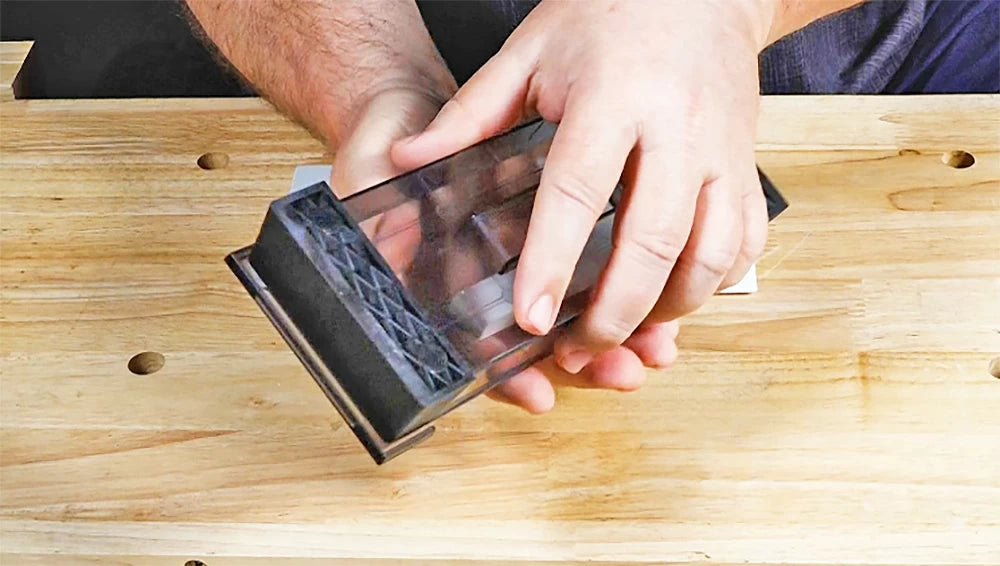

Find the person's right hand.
xmin=396 ymin=0 xmax=771 ymax=377
xmin=331 ymin=85 xmax=682 ymax=415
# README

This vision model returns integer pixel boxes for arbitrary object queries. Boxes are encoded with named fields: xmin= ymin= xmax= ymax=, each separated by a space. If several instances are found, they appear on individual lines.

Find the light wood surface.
xmin=0 ymin=41 xmax=32 ymax=101
xmin=1 ymin=43 xmax=999 ymax=564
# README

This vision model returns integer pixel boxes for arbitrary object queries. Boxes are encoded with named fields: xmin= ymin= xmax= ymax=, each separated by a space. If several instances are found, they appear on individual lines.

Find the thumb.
xmin=391 ymin=51 xmax=536 ymax=171
xmin=332 ymin=87 xmax=444 ymax=196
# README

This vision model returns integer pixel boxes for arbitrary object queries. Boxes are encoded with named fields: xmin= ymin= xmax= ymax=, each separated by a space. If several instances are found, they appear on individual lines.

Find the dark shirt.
xmin=417 ymin=0 xmax=998 ymax=94
xmin=2 ymin=0 xmax=996 ymax=98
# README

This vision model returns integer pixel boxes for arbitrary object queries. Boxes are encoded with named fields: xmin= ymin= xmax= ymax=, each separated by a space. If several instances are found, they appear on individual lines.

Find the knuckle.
xmin=438 ymin=97 xmax=478 ymax=131
xmin=584 ymin=316 xmax=634 ymax=349
xmin=740 ymin=236 xmax=766 ymax=264
xmin=674 ymin=289 xmax=711 ymax=317
xmin=547 ymin=171 xmax=610 ymax=218
xmin=695 ymin=245 xmax=740 ymax=279
xmin=722 ymin=236 xmax=766 ymax=289
xmin=720 ymin=264 xmax=751 ymax=289
xmin=623 ymin=233 xmax=687 ymax=270
xmin=432 ymin=99 xmax=460 ymax=126
xmin=737 ymin=219 xmax=769 ymax=266
xmin=441 ymin=96 xmax=466 ymax=117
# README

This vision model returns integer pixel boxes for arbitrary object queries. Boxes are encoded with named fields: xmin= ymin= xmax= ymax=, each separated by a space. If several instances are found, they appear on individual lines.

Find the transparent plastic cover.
xmin=340 ymin=120 xmax=618 ymax=403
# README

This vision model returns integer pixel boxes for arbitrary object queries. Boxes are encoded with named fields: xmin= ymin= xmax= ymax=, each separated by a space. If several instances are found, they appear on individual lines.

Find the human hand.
xmin=330 ymin=86 xmax=449 ymax=197
xmin=393 ymin=0 xmax=775 ymax=380
xmin=325 ymin=85 xmax=449 ymax=276
xmin=337 ymin=87 xmax=681 ymax=414
xmin=189 ymin=0 xmax=687 ymax=414
xmin=485 ymin=318 xmax=679 ymax=413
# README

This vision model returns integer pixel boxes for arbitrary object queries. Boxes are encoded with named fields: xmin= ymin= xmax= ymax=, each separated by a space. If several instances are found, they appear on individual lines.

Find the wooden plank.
xmin=2 ymin=519 xmax=998 ymax=563
xmin=1 ymin=84 xmax=999 ymax=563
xmin=0 ymin=40 xmax=33 ymax=101
xmin=757 ymin=94 xmax=999 ymax=151
xmin=2 ymin=93 xmax=997 ymax=150
xmin=0 ymin=560 xmax=968 ymax=566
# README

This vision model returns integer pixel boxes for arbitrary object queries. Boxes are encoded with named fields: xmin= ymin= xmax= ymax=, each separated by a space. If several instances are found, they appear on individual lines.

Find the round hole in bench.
xmin=941 ymin=150 xmax=975 ymax=169
xmin=185 ymin=561 xmax=207 ymax=566
xmin=128 ymin=351 xmax=165 ymax=375
xmin=990 ymin=357 xmax=1000 ymax=380
xmin=197 ymin=152 xmax=229 ymax=170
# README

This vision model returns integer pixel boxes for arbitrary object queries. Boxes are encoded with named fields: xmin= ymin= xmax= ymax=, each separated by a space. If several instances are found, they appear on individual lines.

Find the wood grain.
xmin=1 ymin=45 xmax=999 ymax=564
xmin=0 ymin=41 xmax=32 ymax=101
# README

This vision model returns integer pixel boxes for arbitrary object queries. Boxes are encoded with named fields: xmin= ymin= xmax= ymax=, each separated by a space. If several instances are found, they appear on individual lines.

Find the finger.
xmin=391 ymin=49 xmax=537 ymax=171
xmin=554 ymin=141 xmax=699 ymax=373
xmin=623 ymin=320 xmax=680 ymax=369
xmin=573 ymin=346 xmax=646 ymax=391
xmin=719 ymin=168 xmax=768 ymax=290
xmin=487 ymin=365 xmax=556 ymax=414
xmin=331 ymin=120 xmax=403 ymax=196
xmin=487 ymin=345 xmax=646 ymax=414
xmin=648 ymin=176 xmax=743 ymax=322
xmin=512 ymin=99 xmax=636 ymax=338
xmin=332 ymin=87 xmax=444 ymax=195
xmin=544 ymin=347 xmax=645 ymax=390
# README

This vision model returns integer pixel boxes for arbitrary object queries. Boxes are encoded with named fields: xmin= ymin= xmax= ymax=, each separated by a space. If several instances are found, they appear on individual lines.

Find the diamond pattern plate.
xmin=291 ymin=192 xmax=468 ymax=392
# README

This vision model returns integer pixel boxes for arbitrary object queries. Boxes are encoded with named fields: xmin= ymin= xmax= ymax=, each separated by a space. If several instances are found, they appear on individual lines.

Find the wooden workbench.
xmin=2 ymin=41 xmax=999 ymax=565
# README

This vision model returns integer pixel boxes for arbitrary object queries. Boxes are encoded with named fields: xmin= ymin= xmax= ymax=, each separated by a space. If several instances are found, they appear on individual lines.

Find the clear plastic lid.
xmin=340 ymin=120 xmax=618 ymax=405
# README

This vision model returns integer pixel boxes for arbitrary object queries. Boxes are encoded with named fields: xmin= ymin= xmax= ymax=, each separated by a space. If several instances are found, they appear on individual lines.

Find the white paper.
xmin=290 ymin=164 xmax=333 ymax=193
xmin=717 ymin=263 xmax=759 ymax=294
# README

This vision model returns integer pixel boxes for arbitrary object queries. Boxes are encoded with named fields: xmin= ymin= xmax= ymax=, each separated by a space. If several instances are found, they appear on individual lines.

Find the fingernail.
xmin=526 ymin=294 xmax=555 ymax=335
xmin=558 ymin=349 xmax=593 ymax=375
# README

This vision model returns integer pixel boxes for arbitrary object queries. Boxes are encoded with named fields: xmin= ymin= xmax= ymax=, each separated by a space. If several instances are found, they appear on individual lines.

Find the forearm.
xmin=764 ymin=0 xmax=866 ymax=46
xmin=185 ymin=0 xmax=456 ymax=146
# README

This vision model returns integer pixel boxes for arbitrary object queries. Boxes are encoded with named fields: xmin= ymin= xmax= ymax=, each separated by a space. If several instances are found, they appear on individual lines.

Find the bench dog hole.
xmin=197 ymin=152 xmax=230 ymax=170
xmin=942 ymin=150 xmax=975 ymax=169
xmin=185 ymin=561 xmax=207 ymax=566
xmin=128 ymin=351 xmax=165 ymax=375
xmin=990 ymin=357 xmax=1000 ymax=380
